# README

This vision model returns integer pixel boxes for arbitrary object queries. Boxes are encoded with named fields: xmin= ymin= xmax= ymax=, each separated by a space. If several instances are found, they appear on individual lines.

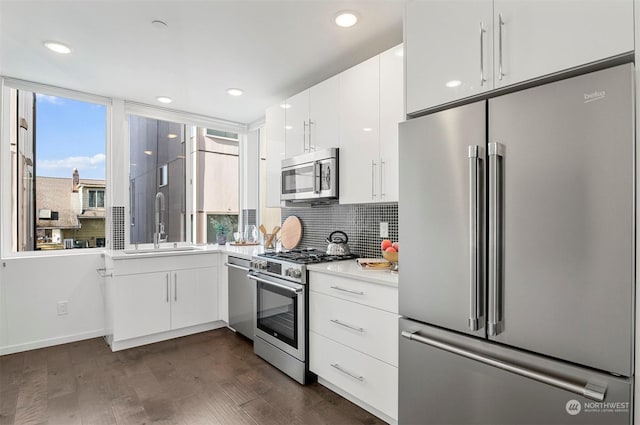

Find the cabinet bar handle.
xmin=308 ymin=120 xmax=314 ymax=151
xmin=371 ymin=160 xmax=377 ymax=199
xmin=498 ymin=13 xmax=505 ymax=81
xmin=174 ymin=272 xmax=177 ymax=301
xmin=303 ymin=121 xmax=308 ymax=152
xmin=166 ymin=273 xmax=169 ymax=303
xmin=331 ymin=363 xmax=364 ymax=382
xmin=479 ymin=22 xmax=486 ymax=86
xmin=330 ymin=285 xmax=364 ymax=296
xmin=330 ymin=319 xmax=364 ymax=333
xmin=380 ymin=160 xmax=386 ymax=199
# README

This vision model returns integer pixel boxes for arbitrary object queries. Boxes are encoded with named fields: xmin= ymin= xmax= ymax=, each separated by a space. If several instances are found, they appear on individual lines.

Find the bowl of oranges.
xmin=381 ymin=239 xmax=399 ymax=272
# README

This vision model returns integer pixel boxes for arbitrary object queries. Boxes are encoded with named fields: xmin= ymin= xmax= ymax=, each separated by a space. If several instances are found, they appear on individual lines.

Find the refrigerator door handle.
xmin=468 ymin=145 xmax=482 ymax=331
xmin=488 ymin=142 xmax=504 ymax=336
xmin=401 ymin=330 xmax=607 ymax=402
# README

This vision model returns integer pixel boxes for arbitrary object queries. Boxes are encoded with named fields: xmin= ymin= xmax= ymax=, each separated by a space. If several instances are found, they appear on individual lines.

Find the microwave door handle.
xmin=314 ymin=161 xmax=321 ymax=194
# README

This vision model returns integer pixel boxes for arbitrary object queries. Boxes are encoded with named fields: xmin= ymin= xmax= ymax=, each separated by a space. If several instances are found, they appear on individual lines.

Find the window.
xmin=88 ymin=189 xmax=105 ymax=208
xmin=194 ymin=127 xmax=240 ymax=244
xmin=3 ymin=84 xmax=108 ymax=252
xmin=129 ymin=115 xmax=186 ymax=245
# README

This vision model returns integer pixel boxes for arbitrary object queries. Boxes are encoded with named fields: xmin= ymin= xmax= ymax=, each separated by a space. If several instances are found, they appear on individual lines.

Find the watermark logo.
xmin=566 ymin=400 xmax=582 ymax=415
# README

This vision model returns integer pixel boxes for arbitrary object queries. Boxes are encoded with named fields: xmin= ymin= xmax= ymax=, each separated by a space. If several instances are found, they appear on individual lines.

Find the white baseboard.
xmin=107 ymin=321 xmax=226 ymax=351
xmin=318 ymin=377 xmax=398 ymax=425
xmin=0 ymin=329 xmax=106 ymax=356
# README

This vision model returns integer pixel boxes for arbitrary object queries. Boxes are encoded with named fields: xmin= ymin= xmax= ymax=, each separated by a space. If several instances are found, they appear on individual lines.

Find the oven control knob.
xmin=287 ymin=268 xmax=302 ymax=278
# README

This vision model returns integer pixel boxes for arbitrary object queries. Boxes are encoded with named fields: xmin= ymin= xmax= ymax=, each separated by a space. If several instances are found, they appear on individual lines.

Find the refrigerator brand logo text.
xmin=584 ymin=90 xmax=606 ymax=103
xmin=565 ymin=400 xmax=581 ymax=415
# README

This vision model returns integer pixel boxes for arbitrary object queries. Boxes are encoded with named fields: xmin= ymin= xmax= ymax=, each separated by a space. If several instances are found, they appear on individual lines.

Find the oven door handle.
xmin=247 ymin=273 xmax=303 ymax=294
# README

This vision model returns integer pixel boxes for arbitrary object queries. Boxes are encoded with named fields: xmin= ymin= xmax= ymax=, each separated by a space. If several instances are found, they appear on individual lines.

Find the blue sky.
xmin=35 ymin=94 xmax=106 ymax=179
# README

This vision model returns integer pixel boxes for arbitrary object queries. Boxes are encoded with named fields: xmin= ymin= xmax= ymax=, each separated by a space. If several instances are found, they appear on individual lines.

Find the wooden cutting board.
xmin=280 ymin=216 xmax=302 ymax=250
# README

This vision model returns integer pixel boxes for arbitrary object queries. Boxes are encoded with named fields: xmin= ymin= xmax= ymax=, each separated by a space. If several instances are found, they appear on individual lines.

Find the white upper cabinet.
xmin=339 ymin=56 xmax=381 ymax=205
xmin=406 ymin=0 xmax=493 ymax=114
xmin=494 ymin=0 xmax=633 ymax=89
xmin=265 ymin=103 xmax=285 ymax=208
xmin=379 ymin=44 xmax=404 ymax=203
xmin=406 ymin=0 xmax=633 ymax=114
xmin=284 ymin=90 xmax=309 ymax=158
xmin=266 ymin=44 xmax=403 ymax=205
xmin=309 ymin=75 xmax=340 ymax=152
xmin=284 ymin=77 xmax=341 ymax=158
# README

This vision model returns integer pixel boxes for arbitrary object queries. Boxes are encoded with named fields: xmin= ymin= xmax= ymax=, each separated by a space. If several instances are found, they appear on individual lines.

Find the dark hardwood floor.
xmin=0 ymin=328 xmax=387 ymax=425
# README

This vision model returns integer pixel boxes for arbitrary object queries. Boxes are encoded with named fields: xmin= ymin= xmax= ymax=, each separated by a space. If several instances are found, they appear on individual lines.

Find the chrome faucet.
xmin=154 ymin=192 xmax=167 ymax=248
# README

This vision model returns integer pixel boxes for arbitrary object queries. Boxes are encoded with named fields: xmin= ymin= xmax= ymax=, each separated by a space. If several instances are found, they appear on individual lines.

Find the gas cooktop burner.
xmin=259 ymin=248 xmax=357 ymax=264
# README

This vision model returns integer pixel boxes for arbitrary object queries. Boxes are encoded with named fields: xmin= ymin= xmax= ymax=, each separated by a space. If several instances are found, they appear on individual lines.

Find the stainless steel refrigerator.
xmin=398 ymin=63 xmax=634 ymax=424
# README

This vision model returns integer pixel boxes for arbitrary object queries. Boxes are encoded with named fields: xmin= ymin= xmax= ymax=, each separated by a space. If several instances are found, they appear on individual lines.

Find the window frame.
xmin=0 ymin=78 xmax=112 ymax=258
xmin=123 ymin=103 xmax=246 ymax=249
xmin=88 ymin=189 xmax=106 ymax=209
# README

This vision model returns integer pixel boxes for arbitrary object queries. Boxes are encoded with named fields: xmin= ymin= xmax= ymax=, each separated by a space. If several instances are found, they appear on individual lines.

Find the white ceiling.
xmin=0 ymin=0 xmax=405 ymax=125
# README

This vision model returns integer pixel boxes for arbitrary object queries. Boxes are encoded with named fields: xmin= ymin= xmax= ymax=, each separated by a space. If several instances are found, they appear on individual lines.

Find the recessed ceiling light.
xmin=280 ymin=103 xmax=291 ymax=109
xmin=167 ymin=133 xmax=177 ymax=139
xmin=227 ymin=88 xmax=244 ymax=96
xmin=144 ymin=150 xmax=153 ymax=156
xmin=335 ymin=11 xmax=358 ymax=28
xmin=43 ymin=41 xmax=72 ymax=54
xmin=156 ymin=96 xmax=173 ymax=104
xmin=151 ymin=20 xmax=168 ymax=30
xmin=362 ymin=127 xmax=373 ymax=132
xmin=445 ymin=80 xmax=462 ymax=88
xmin=284 ymin=125 xmax=293 ymax=130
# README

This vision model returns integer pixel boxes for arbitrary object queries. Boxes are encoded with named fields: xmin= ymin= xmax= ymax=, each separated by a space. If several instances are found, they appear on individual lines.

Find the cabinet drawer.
xmin=309 ymin=272 xmax=398 ymax=313
xmin=310 ymin=331 xmax=398 ymax=420
xmin=310 ymin=292 xmax=398 ymax=366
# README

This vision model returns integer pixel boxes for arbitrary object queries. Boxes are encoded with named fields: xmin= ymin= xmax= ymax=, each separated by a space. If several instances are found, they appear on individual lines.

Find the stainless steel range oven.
xmin=248 ymin=249 xmax=357 ymax=384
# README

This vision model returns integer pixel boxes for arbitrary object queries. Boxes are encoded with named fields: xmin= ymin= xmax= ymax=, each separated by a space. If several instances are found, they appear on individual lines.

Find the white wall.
xmin=0 ymin=253 xmax=106 ymax=355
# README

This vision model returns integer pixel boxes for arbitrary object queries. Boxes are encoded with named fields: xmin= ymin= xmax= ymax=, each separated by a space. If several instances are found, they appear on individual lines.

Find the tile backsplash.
xmin=282 ymin=202 xmax=398 ymax=258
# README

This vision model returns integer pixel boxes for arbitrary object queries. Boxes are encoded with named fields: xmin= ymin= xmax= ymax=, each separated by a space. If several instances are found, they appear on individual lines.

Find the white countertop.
xmin=307 ymin=259 xmax=398 ymax=287
xmin=106 ymin=246 xmax=398 ymax=288
xmin=105 ymin=243 xmax=266 ymax=260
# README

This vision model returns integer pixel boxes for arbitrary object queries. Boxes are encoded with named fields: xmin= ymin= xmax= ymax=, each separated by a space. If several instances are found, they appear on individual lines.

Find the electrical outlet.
xmin=57 ymin=301 xmax=68 ymax=316
xmin=379 ymin=222 xmax=389 ymax=238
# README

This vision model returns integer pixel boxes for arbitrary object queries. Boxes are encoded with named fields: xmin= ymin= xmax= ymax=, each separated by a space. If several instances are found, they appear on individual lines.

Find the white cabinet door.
xmin=309 ymin=75 xmax=340 ymax=152
xmin=171 ymin=267 xmax=218 ymax=329
xmin=379 ymin=44 xmax=403 ymax=203
xmin=265 ymin=104 xmax=285 ymax=207
xmin=494 ymin=0 xmax=633 ymax=89
xmin=113 ymin=272 xmax=171 ymax=341
xmin=284 ymin=90 xmax=310 ymax=158
xmin=339 ymin=56 xmax=380 ymax=205
xmin=310 ymin=332 xmax=398 ymax=420
xmin=406 ymin=0 xmax=493 ymax=115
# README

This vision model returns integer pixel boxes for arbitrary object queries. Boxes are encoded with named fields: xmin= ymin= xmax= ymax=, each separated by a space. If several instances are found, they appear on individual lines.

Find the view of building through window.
xmin=8 ymin=88 xmax=107 ymax=251
xmin=129 ymin=115 xmax=186 ymax=245
xmin=193 ymin=127 xmax=240 ymax=244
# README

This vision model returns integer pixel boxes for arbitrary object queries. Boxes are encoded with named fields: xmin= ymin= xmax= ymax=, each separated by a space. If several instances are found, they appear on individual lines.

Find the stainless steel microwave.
xmin=281 ymin=148 xmax=338 ymax=203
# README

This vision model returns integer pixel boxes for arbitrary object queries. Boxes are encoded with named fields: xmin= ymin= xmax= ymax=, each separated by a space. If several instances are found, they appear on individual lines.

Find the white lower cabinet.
xmin=113 ymin=271 xmax=172 ymax=341
xmin=310 ymin=332 xmax=398 ymax=421
xmin=309 ymin=271 xmax=399 ymax=422
xmin=170 ymin=267 xmax=218 ymax=329
xmin=107 ymin=253 xmax=219 ymax=349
